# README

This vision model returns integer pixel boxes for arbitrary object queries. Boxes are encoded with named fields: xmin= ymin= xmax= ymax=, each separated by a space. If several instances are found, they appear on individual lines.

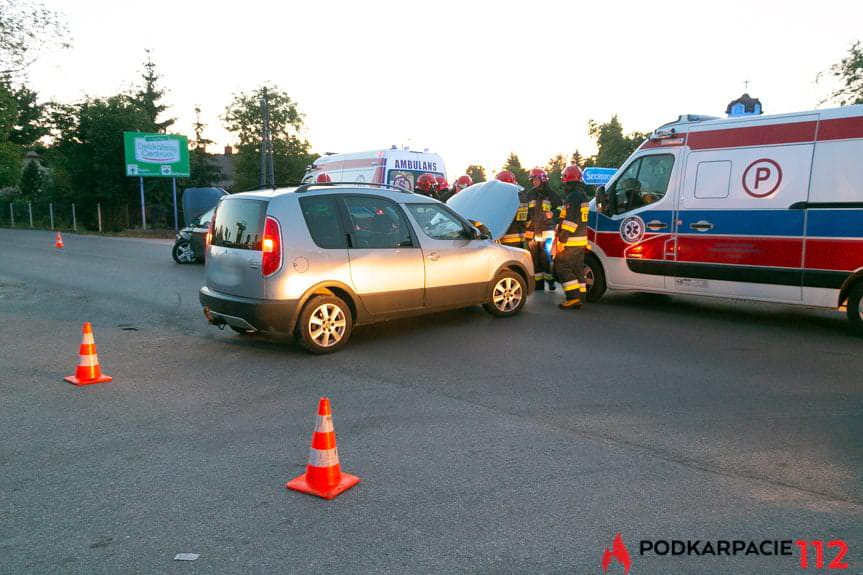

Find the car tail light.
xmin=206 ymin=206 xmax=216 ymax=248
xmin=261 ymin=215 xmax=282 ymax=277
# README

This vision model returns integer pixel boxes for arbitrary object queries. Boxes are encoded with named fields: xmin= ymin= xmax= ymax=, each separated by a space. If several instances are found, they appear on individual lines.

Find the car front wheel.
xmin=483 ymin=271 xmax=526 ymax=317
xmin=297 ymin=295 xmax=353 ymax=354
xmin=172 ymin=240 xmax=196 ymax=264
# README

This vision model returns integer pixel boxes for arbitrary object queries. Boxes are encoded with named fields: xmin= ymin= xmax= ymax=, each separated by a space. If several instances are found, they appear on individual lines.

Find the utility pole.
xmin=259 ymin=88 xmax=275 ymax=188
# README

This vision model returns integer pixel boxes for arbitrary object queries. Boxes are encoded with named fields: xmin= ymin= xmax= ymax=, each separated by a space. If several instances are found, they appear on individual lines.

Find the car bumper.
xmin=199 ymin=286 xmax=299 ymax=334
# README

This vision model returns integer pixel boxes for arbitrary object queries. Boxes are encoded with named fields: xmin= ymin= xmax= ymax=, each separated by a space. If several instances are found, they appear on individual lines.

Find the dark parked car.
xmin=172 ymin=187 xmax=227 ymax=264
xmin=172 ymin=207 xmax=215 ymax=263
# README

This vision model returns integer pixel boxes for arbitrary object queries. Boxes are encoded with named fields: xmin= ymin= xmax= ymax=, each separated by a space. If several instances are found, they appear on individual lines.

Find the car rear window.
xmin=211 ymin=199 xmax=268 ymax=250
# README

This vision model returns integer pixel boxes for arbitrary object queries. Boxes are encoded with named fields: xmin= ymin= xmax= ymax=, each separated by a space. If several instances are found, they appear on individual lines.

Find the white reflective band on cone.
xmin=314 ymin=415 xmax=334 ymax=433
xmin=82 ymin=333 xmax=95 ymax=345
xmin=78 ymin=354 xmax=99 ymax=367
xmin=308 ymin=447 xmax=339 ymax=468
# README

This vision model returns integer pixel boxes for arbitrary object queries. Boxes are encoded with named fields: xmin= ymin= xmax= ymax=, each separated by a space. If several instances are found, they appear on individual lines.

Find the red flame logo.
xmin=601 ymin=533 xmax=632 ymax=574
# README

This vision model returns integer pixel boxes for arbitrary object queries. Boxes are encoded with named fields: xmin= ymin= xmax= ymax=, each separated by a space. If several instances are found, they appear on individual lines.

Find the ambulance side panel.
xmin=673 ymin=126 xmax=815 ymax=303
xmin=802 ymin=119 xmax=863 ymax=307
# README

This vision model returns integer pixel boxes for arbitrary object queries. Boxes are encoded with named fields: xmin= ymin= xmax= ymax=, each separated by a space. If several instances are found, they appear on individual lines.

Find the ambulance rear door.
xmin=671 ymin=114 xmax=817 ymax=302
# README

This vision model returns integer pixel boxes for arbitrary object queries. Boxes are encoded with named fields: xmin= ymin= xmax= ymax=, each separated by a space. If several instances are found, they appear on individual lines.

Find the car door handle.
xmin=427 ymin=252 xmax=440 ymax=261
xmin=689 ymin=220 xmax=714 ymax=232
xmin=646 ymin=220 xmax=667 ymax=231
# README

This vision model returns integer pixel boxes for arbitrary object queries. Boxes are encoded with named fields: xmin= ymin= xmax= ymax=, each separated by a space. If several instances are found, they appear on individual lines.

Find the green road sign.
xmin=124 ymin=132 xmax=190 ymax=177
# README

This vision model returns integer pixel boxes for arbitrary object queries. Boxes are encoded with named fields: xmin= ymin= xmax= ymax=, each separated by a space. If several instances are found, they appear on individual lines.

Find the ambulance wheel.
xmin=585 ymin=255 xmax=606 ymax=302
xmin=484 ymin=271 xmax=526 ymax=317
xmin=847 ymin=283 xmax=863 ymax=337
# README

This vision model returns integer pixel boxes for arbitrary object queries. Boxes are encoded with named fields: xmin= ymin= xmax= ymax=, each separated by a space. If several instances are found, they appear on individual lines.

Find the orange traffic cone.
xmin=54 ymin=231 xmax=64 ymax=248
xmin=64 ymin=322 xmax=113 ymax=386
xmin=286 ymin=397 xmax=360 ymax=499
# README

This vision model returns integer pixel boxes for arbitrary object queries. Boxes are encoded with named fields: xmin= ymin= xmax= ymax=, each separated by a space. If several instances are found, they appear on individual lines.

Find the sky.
xmin=25 ymin=0 xmax=863 ymax=178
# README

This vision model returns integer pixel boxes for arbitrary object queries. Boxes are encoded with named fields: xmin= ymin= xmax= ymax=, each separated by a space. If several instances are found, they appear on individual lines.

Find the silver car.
xmin=199 ymin=181 xmax=534 ymax=353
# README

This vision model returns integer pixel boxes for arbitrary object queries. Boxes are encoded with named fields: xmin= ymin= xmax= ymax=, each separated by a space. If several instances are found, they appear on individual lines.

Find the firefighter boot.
xmin=558 ymin=298 xmax=582 ymax=310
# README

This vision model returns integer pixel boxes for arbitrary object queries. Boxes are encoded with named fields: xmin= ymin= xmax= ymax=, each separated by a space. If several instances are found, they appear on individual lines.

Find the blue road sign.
xmin=582 ymin=167 xmax=617 ymax=186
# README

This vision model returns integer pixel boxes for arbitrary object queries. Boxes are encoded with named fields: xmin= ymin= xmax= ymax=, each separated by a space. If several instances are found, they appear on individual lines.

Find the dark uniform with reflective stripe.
xmin=554 ymin=181 xmax=590 ymax=307
xmin=500 ymin=189 xmax=529 ymax=249
xmin=525 ymin=184 xmax=559 ymax=289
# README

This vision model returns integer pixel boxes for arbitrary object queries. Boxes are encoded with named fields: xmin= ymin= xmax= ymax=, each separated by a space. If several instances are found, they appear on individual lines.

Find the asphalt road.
xmin=1 ymin=228 xmax=861 ymax=575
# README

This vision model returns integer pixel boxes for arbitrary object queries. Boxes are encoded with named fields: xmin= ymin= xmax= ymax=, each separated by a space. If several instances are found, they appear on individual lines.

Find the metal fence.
xmin=0 ymin=200 xmax=185 ymax=232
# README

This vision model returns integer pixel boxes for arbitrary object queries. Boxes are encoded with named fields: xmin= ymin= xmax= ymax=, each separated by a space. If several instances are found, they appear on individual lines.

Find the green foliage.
xmin=1 ymin=79 xmax=45 ymax=146
xmin=0 ymin=0 xmax=70 ymax=77
xmin=0 ymin=140 xmax=20 ymax=187
xmin=132 ymin=50 xmax=174 ymax=133
xmin=587 ymin=116 xmax=646 ymax=168
xmin=545 ymin=153 xmax=567 ymax=193
xmin=223 ymin=84 xmax=313 ymax=190
xmin=18 ymin=158 xmax=44 ymax=198
xmin=464 ymin=164 xmax=486 ymax=183
xmin=48 ymin=95 xmax=150 ymax=208
xmin=822 ymin=40 xmax=863 ymax=106
xmin=502 ymin=153 xmax=529 ymax=188
xmin=184 ymin=105 xmax=222 ymax=187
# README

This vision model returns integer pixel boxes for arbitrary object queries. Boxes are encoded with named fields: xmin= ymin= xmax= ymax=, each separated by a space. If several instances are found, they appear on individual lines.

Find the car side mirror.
xmin=470 ymin=221 xmax=492 ymax=240
xmin=595 ymin=186 xmax=608 ymax=214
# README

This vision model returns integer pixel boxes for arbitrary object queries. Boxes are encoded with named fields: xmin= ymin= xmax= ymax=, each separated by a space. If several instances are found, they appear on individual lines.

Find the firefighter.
xmin=451 ymin=174 xmax=473 ymax=196
xmin=495 ymin=170 xmax=528 ymax=249
xmin=525 ymin=167 xmax=559 ymax=290
xmin=553 ymin=164 xmax=590 ymax=309
xmin=415 ymin=173 xmax=439 ymax=199
xmin=435 ymin=175 xmax=451 ymax=201
xmin=316 ymin=173 xmax=332 ymax=183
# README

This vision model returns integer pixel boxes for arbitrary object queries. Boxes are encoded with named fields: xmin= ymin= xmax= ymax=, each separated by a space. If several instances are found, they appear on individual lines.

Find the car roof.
xmin=228 ymin=185 xmax=440 ymax=204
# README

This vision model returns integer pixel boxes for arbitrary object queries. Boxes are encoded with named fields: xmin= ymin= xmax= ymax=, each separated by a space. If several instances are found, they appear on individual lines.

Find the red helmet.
xmin=454 ymin=174 xmax=473 ymax=190
xmin=495 ymin=170 xmax=517 ymax=184
xmin=416 ymin=173 xmax=437 ymax=193
xmin=316 ymin=173 xmax=332 ymax=183
xmin=528 ymin=168 xmax=548 ymax=183
xmin=435 ymin=175 xmax=449 ymax=191
xmin=561 ymin=165 xmax=583 ymax=183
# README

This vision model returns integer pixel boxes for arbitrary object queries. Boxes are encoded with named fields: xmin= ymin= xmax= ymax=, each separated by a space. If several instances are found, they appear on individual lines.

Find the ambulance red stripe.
xmin=804 ymin=239 xmax=863 ymax=271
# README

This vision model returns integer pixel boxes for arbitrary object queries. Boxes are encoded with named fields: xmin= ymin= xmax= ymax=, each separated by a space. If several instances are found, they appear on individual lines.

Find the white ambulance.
xmin=585 ymin=104 xmax=863 ymax=334
xmin=303 ymin=147 xmax=447 ymax=192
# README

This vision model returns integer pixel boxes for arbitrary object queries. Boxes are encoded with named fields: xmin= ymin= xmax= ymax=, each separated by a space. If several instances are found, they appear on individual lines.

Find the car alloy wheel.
xmin=172 ymin=240 xmax=196 ymax=264
xmin=307 ymin=302 xmax=347 ymax=349
xmin=492 ymin=276 xmax=523 ymax=313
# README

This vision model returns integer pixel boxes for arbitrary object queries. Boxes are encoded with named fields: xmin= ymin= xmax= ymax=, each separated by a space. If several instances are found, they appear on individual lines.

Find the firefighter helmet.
xmin=316 ymin=173 xmax=332 ymax=183
xmin=435 ymin=175 xmax=449 ymax=191
xmin=454 ymin=174 xmax=473 ymax=191
xmin=561 ymin=165 xmax=583 ymax=183
xmin=416 ymin=173 xmax=437 ymax=193
xmin=528 ymin=168 xmax=548 ymax=183
xmin=495 ymin=170 xmax=517 ymax=184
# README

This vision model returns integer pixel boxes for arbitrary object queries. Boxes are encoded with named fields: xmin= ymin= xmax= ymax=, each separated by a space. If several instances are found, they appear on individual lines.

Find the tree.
xmin=502 ymin=153 xmax=529 ymax=188
xmin=48 ymin=95 xmax=151 ymax=227
xmin=464 ymin=164 xmax=486 ymax=183
xmin=132 ymin=50 xmax=174 ymax=132
xmin=185 ymin=105 xmax=222 ymax=187
xmin=820 ymin=40 xmax=863 ymax=106
xmin=1 ymin=79 xmax=45 ymax=146
xmin=545 ymin=153 xmax=567 ymax=193
xmin=587 ymin=116 xmax=646 ymax=168
xmin=18 ymin=158 xmax=44 ymax=199
xmin=0 ymin=0 xmax=70 ymax=77
xmin=223 ymin=84 xmax=314 ymax=190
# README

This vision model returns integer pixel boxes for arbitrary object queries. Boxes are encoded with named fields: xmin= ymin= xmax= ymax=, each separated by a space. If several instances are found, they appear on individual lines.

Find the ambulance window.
xmin=694 ymin=161 xmax=731 ymax=199
xmin=606 ymin=154 xmax=674 ymax=215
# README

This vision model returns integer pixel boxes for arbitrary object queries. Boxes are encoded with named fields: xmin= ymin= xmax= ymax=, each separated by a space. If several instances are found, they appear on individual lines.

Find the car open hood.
xmin=446 ymin=180 xmax=520 ymax=240
xmin=182 ymin=187 xmax=228 ymax=226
